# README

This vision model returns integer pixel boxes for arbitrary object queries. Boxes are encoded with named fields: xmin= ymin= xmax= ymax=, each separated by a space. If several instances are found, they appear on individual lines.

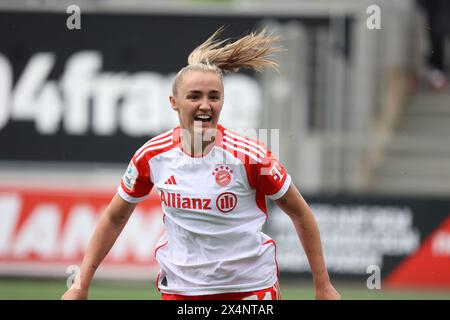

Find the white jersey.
xmin=118 ymin=124 xmax=291 ymax=295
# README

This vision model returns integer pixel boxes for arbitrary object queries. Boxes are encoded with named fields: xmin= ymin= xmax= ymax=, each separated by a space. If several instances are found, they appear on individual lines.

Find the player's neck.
xmin=180 ymin=130 xmax=216 ymax=157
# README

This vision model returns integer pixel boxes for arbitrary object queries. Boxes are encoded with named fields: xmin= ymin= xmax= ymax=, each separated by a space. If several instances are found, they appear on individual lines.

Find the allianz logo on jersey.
xmin=159 ymin=190 xmax=237 ymax=214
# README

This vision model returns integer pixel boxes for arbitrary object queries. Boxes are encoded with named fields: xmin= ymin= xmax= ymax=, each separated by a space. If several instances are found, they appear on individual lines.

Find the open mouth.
xmin=194 ymin=115 xmax=212 ymax=123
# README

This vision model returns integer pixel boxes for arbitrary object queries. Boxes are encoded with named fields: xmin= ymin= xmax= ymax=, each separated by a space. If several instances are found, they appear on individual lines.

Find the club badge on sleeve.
xmin=123 ymin=161 xmax=139 ymax=191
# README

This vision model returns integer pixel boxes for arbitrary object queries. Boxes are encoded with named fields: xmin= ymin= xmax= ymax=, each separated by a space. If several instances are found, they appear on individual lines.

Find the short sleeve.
xmin=117 ymin=154 xmax=153 ymax=203
xmin=254 ymin=149 xmax=291 ymax=200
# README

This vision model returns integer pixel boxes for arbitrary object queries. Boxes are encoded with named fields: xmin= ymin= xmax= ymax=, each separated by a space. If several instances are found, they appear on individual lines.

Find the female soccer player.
xmin=62 ymin=27 xmax=340 ymax=300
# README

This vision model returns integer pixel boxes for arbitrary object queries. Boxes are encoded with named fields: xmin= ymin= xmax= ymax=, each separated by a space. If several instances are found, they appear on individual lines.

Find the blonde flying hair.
xmin=172 ymin=26 xmax=282 ymax=95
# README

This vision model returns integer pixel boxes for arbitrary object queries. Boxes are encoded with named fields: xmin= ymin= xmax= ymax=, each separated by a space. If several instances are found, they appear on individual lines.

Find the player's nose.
xmin=198 ymin=98 xmax=212 ymax=111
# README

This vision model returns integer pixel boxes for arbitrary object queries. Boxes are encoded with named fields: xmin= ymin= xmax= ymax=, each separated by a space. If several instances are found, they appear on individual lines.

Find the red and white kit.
xmin=118 ymin=124 xmax=291 ymax=296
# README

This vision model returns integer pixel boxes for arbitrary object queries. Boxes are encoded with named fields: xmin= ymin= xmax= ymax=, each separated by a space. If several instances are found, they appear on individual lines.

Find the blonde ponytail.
xmin=187 ymin=26 xmax=281 ymax=72
xmin=172 ymin=26 xmax=282 ymax=95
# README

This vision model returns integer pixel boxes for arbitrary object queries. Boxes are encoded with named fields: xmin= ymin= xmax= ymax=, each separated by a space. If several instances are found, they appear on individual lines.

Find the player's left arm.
xmin=274 ymin=182 xmax=341 ymax=300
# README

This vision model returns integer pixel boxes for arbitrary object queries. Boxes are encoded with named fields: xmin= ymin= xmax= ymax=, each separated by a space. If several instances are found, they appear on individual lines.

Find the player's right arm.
xmin=61 ymin=194 xmax=137 ymax=300
xmin=62 ymin=151 xmax=153 ymax=300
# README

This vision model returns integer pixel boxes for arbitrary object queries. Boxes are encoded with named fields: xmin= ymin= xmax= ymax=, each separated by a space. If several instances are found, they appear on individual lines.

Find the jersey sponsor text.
xmin=159 ymin=190 xmax=212 ymax=211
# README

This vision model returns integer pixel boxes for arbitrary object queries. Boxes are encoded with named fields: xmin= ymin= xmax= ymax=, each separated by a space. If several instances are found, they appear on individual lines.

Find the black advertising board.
xmin=268 ymin=195 xmax=450 ymax=287
xmin=0 ymin=10 xmax=330 ymax=163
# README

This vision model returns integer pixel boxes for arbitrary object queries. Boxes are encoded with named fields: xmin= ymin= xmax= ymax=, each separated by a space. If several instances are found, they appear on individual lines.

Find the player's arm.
xmin=273 ymin=182 xmax=341 ymax=300
xmin=61 ymin=193 xmax=137 ymax=300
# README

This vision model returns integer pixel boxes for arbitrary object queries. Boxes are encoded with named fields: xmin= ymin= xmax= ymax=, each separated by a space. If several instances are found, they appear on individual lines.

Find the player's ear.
xmin=169 ymin=96 xmax=178 ymax=111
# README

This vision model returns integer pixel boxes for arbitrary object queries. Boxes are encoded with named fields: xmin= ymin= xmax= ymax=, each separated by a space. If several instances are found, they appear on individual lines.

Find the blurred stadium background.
xmin=1 ymin=0 xmax=450 ymax=299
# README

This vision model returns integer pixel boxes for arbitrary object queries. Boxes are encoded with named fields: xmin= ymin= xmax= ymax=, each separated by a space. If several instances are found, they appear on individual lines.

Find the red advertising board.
xmin=384 ymin=216 xmax=450 ymax=288
xmin=0 ymin=187 xmax=164 ymax=280
xmin=2 ymin=186 xmax=450 ymax=287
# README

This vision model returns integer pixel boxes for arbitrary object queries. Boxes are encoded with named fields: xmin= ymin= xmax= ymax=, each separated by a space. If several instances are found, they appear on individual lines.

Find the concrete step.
xmin=399 ymin=115 xmax=450 ymax=136
xmin=375 ymin=155 xmax=450 ymax=177
xmin=406 ymin=104 xmax=450 ymax=116
xmin=399 ymin=126 xmax=450 ymax=137
xmin=370 ymin=175 xmax=450 ymax=196
xmin=368 ymin=91 xmax=450 ymax=195
xmin=384 ymin=135 xmax=450 ymax=155
xmin=406 ymin=93 xmax=450 ymax=115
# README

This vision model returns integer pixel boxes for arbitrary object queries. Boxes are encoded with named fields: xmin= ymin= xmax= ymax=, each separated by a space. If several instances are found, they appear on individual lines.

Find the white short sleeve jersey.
xmin=118 ymin=124 xmax=291 ymax=295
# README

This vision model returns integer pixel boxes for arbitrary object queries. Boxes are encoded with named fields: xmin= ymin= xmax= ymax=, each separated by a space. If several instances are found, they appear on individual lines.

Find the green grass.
xmin=1 ymin=277 xmax=450 ymax=300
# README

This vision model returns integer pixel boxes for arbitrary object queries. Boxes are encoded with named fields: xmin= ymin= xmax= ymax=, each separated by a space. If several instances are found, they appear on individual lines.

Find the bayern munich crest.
xmin=212 ymin=166 xmax=233 ymax=187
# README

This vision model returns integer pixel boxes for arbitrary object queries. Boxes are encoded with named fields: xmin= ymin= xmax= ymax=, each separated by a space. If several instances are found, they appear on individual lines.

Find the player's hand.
xmin=314 ymin=282 xmax=341 ymax=300
xmin=61 ymin=288 xmax=88 ymax=300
